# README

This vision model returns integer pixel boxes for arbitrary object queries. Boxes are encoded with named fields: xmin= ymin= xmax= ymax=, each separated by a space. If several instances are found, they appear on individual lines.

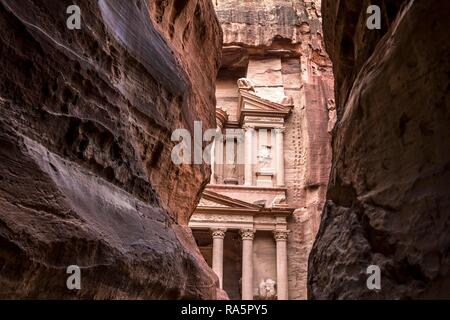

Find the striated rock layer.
xmin=215 ymin=0 xmax=335 ymax=299
xmin=309 ymin=0 xmax=450 ymax=299
xmin=0 ymin=0 xmax=222 ymax=298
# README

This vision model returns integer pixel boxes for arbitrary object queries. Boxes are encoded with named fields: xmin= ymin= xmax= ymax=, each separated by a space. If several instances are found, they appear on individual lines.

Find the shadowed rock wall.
xmin=309 ymin=0 xmax=450 ymax=299
xmin=0 ymin=0 xmax=222 ymax=298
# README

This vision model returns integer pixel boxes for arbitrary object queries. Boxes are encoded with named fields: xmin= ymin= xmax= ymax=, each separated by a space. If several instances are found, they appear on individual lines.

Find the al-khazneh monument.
xmin=1 ymin=0 xmax=448 ymax=301
xmin=189 ymin=0 xmax=335 ymax=300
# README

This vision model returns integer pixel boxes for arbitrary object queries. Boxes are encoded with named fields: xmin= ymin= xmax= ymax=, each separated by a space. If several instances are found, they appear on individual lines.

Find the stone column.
xmin=215 ymin=129 xmax=224 ymax=184
xmin=275 ymin=128 xmax=285 ymax=187
xmin=240 ymin=228 xmax=255 ymax=300
xmin=274 ymin=230 xmax=289 ymax=300
xmin=211 ymin=228 xmax=226 ymax=289
xmin=224 ymin=133 xmax=239 ymax=184
xmin=210 ymin=128 xmax=222 ymax=184
xmin=210 ymin=131 xmax=216 ymax=184
xmin=244 ymin=125 xmax=254 ymax=186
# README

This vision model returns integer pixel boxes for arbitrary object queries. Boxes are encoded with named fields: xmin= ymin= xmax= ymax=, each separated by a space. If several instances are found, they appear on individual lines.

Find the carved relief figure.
xmin=224 ymin=137 xmax=238 ymax=184
xmin=257 ymin=145 xmax=272 ymax=171
xmin=258 ymin=278 xmax=277 ymax=299
xmin=237 ymin=78 xmax=256 ymax=93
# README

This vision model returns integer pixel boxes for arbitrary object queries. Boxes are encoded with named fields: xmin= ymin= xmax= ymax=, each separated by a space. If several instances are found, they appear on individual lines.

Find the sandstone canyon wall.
xmin=214 ymin=0 xmax=335 ymax=299
xmin=309 ymin=0 xmax=450 ymax=299
xmin=0 ymin=0 xmax=222 ymax=298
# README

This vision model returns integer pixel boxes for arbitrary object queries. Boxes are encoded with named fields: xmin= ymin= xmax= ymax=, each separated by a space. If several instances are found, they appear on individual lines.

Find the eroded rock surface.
xmin=0 ymin=0 xmax=222 ymax=298
xmin=309 ymin=0 xmax=450 ymax=299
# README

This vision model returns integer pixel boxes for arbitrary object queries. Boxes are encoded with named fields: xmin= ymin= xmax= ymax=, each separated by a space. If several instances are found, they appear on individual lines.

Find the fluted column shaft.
xmin=244 ymin=125 xmax=254 ymax=186
xmin=210 ymin=128 xmax=223 ymax=184
xmin=210 ymin=131 xmax=216 ymax=184
xmin=275 ymin=128 xmax=285 ymax=187
xmin=211 ymin=228 xmax=226 ymax=289
xmin=215 ymin=129 xmax=224 ymax=184
xmin=240 ymin=229 xmax=255 ymax=300
xmin=274 ymin=230 xmax=289 ymax=300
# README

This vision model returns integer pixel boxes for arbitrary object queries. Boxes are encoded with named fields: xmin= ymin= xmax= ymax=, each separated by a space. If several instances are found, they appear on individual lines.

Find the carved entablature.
xmin=189 ymin=190 xmax=294 ymax=232
xmin=243 ymin=116 xmax=284 ymax=127
xmin=244 ymin=116 xmax=283 ymax=123
xmin=191 ymin=213 xmax=253 ymax=224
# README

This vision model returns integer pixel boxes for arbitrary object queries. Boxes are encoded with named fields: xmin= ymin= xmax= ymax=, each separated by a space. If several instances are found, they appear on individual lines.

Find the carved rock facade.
xmin=190 ymin=0 xmax=334 ymax=299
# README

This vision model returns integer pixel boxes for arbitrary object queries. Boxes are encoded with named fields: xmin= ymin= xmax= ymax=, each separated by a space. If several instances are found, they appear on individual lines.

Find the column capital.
xmin=274 ymin=127 xmax=285 ymax=134
xmin=240 ymin=228 xmax=255 ymax=240
xmin=243 ymin=124 xmax=255 ymax=131
xmin=274 ymin=230 xmax=290 ymax=241
xmin=211 ymin=228 xmax=227 ymax=239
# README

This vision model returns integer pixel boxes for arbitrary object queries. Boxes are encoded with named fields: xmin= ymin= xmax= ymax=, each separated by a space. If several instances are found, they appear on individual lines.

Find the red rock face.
xmin=0 ymin=0 xmax=222 ymax=298
xmin=215 ymin=0 xmax=335 ymax=299
xmin=309 ymin=0 xmax=450 ymax=299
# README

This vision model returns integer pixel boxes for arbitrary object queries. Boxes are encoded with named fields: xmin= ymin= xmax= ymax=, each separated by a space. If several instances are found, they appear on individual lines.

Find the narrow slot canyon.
xmin=0 ymin=0 xmax=448 ymax=301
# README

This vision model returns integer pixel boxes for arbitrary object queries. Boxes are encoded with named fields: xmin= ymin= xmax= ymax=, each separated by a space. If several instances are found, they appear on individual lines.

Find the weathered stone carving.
xmin=237 ymin=78 xmax=256 ymax=93
xmin=257 ymin=145 xmax=273 ymax=171
xmin=271 ymin=194 xmax=287 ymax=206
xmin=279 ymin=96 xmax=294 ymax=106
xmin=258 ymin=279 xmax=277 ymax=299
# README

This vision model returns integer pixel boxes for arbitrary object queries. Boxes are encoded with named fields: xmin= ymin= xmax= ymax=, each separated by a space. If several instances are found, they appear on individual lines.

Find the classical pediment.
xmin=198 ymin=198 xmax=229 ymax=208
xmin=240 ymin=90 xmax=289 ymax=111
xmin=237 ymin=90 xmax=292 ymax=123
xmin=197 ymin=190 xmax=261 ymax=209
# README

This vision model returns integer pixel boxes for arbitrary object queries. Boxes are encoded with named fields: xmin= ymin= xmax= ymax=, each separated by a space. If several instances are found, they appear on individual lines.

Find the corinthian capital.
xmin=274 ymin=127 xmax=285 ymax=134
xmin=211 ymin=228 xmax=226 ymax=239
xmin=274 ymin=230 xmax=290 ymax=241
xmin=240 ymin=228 xmax=255 ymax=240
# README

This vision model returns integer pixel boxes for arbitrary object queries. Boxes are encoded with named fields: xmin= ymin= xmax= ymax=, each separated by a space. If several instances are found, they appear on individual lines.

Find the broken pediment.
xmin=197 ymin=190 xmax=262 ymax=210
xmin=237 ymin=89 xmax=292 ymax=124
